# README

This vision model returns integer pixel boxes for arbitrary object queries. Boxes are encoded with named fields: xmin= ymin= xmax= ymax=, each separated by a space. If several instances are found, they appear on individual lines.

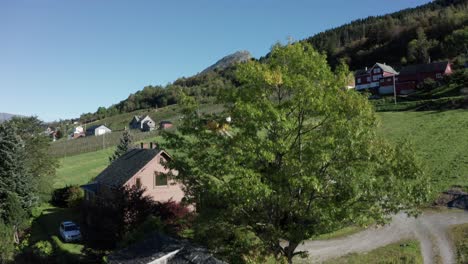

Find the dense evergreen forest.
xmin=80 ymin=0 xmax=467 ymax=123
xmin=305 ymin=0 xmax=468 ymax=69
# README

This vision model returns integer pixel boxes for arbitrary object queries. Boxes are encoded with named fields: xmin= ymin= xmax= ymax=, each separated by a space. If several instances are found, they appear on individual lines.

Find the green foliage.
xmin=0 ymin=221 xmax=15 ymax=263
xmin=51 ymin=186 xmax=84 ymax=208
xmin=109 ymin=130 xmax=132 ymax=163
xmin=118 ymin=216 xmax=163 ymax=248
xmin=0 ymin=123 xmax=36 ymax=220
xmin=164 ymin=42 xmax=431 ymax=263
xmin=7 ymin=117 xmax=58 ymax=202
xmin=305 ymin=0 xmax=468 ymax=69
xmin=32 ymin=240 xmax=54 ymax=259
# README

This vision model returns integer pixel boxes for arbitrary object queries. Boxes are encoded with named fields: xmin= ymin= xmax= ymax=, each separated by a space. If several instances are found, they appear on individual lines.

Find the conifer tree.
xmin=109 ymin=130 xmax=133 ymax=163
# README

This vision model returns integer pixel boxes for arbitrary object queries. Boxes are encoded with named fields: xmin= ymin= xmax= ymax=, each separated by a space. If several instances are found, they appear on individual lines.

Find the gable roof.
xmin=94 ymin=148 xmax=168 ymax=187
xmin=373 ymin=63 xmax=398 ymax=75
xmin=108 ymin=233 xmax=226 ymax=264
xmin=399 ymin=61 xmax=449 ymax=76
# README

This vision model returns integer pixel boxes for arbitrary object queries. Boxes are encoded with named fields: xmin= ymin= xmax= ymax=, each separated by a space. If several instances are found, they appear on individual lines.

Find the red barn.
xmin=355 ymin=63 xmax=398 ymax=94
xmin=396 ymin=61 xmax=452 ymax=94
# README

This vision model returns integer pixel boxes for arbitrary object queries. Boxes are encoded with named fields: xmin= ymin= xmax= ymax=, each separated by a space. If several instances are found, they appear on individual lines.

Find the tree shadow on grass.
xmin=20 ymin=206 xmax=85 ymax=263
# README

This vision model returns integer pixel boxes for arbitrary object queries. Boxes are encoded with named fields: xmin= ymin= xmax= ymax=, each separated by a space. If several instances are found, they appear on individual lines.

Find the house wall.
xmin=124 ymin=152 xmax=185 ymax=203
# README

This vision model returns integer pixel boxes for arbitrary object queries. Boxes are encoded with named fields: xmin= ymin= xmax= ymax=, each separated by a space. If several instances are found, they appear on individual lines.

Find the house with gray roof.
xmin=81 ymin=143 xmax=184 ymax=205
xmin=130 ymin=115 xmax=156 ymax=132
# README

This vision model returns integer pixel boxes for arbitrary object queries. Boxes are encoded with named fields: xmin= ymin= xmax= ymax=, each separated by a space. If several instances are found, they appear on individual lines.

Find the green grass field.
xmin=320 ymin=240 xmax=423 ymax=264
xmin=378 ymin=110 xmax=468 ymax=193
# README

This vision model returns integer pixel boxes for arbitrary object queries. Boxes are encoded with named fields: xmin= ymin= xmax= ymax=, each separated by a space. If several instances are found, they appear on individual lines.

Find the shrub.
xmin=32 ymin=240 xmax=54 ymax=259
xmin=51 ymin=185 xmax=84 ymax=208
xmin=119 ymin=216 xmax=164 ymax=248
xmin=152 ymin=200 xmax=193 ymax=235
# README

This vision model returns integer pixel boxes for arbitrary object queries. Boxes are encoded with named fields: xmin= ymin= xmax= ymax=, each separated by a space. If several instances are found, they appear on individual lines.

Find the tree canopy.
xmin=164 ymin=42 xmax=431 ymax=263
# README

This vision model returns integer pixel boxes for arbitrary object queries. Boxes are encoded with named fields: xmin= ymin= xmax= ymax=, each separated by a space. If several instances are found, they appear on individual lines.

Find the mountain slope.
xmin=0 ymin=112 xmax=18 ymax=123
xmin=200 ymin=50 xmax=251 ymax=74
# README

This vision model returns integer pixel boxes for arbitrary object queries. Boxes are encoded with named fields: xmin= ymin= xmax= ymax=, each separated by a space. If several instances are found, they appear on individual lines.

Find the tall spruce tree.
xmin=109 ymin=130 xmax=133 ymax=163
xmin=0 ymin=123 xmax=35 ymax=262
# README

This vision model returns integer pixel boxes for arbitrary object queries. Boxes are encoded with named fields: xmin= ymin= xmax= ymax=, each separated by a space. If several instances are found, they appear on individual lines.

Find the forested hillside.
xmin=305 ymin=0 xmax=468 ymax=69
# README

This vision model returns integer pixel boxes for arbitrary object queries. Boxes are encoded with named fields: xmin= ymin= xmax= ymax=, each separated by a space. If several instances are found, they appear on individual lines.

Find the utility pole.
xmin=393 ymin=75 xmax=397 ymax=105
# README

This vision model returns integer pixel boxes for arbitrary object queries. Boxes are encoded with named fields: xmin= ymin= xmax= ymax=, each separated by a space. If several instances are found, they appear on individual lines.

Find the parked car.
xmin=59 ymin=221 xmax=81 ymax=242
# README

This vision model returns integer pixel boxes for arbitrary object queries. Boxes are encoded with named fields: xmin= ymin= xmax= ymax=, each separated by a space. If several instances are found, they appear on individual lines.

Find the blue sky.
xmin=0 ymin=0 xmax=431 ymax=121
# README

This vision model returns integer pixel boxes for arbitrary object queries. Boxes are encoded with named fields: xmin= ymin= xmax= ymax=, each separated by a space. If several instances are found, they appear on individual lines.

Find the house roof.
xmin=399 ymin=61 xmax=449 ymax=76
xmin=94 ymin=148 xmax=167 ymax=187
xmin=374 ymin=63 xmax=398 ymax=75
xmin=107 ymin=233 xmax=226 ymax=264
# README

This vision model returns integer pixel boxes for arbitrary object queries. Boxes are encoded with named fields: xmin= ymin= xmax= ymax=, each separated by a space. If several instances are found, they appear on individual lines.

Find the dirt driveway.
xmin=296 ymin=209 xmax=468 ymax=264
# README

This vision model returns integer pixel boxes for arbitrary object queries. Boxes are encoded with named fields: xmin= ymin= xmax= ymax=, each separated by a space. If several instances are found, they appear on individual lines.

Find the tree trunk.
xmin=285 ymin=241 xmax=299 ymax=264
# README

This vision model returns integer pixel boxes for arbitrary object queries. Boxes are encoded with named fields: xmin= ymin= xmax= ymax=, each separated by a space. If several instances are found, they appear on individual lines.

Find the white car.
xmin=59 ymin=221 xmax=81 ymax=242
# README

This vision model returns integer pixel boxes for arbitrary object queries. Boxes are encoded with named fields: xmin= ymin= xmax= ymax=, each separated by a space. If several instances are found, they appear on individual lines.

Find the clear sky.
xmin=0 ymin=0 xmax=431 ymax=121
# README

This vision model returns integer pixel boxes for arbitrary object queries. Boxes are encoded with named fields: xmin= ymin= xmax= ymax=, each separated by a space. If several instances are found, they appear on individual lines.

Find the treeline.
xmin=79 ymin=67 xmax=237 ymax=123
xmin=305 ymin=0 xmax=468 ymax=69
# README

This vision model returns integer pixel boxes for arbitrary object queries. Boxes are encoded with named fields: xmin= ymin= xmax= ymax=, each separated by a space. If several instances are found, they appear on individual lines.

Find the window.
xmin=374 ymin=68 xmax=381 ymax=73
xmin=154 ymin=172 xmax=168 ymax=186
xmin=367 ymin=77 xmax=371 ymax=82
xmin=380 ymin=79 xmax=384 ymax=83
xmin=372 ymin=75 xmax=381 ymax=81
xmin=357 ymin=78 xmax=361 ymax=84
xmin=387 ymin=78 xmax=392 ymax=82
xmin=436 ymin=73 xmax=442 ymax=79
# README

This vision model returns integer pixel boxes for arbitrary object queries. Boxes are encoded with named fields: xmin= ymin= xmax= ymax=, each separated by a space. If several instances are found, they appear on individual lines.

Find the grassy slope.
xmin=319 ymin=240 xmax=423 ymax=264
xmin=378 ymin=110 xmax=468 ymax=193
xmin=449 ymin=223 xmax=468 ymax=264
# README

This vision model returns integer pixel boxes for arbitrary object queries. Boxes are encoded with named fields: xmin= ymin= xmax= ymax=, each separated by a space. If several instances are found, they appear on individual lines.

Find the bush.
xmin=119 ymin=216 xmax=164 ymax=248
xmin=32 ymin=240 xmax=54 ymax=259
xmin=417 ymin=78 xmax=438 ymax=91
xmin=152 ymin=200 xmax=193 ymax=236
xmin=51 ymin=186 xmax=84 ymax=208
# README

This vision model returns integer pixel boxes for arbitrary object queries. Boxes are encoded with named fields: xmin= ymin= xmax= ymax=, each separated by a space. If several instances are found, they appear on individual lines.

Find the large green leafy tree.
xmin=165 ymin=43 xmax=430 ymax=263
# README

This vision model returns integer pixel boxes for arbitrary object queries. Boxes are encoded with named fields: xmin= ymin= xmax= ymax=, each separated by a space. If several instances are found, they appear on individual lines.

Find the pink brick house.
xmin=82 ymin=144 xmax=184 ymax=204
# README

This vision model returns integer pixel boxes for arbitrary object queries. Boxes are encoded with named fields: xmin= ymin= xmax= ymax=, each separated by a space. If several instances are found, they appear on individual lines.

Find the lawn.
xmin=377 ymin=110 xmax=468 ymax=193
xmin=54 ymin=148 xmax=114 ymax=188
xmin=28 ymin=203 xmax=84 ymax=262
xmin=449 ymin=223 xmax=468 ymax=264
xmin=320 ymin=240 xmax=423 ymax=264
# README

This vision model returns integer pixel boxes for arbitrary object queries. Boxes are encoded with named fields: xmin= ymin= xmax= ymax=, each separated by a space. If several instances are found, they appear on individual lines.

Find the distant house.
xmin=86 ymin=125 xmax=112 ymax=136
xmin=396 ymin=61 xmax=453 ymax=94
xmin=355 ymin=63 xmax=398 ymax=95
xmin=159 ymin=121 xmax=173 ymax=130
xmin=81 ymin=144 xmax=184 ymax=204
xmin=130 ymin=115 xmax=156 ymax=132
xmin=108 ymin=232 xmax=226 ymax=264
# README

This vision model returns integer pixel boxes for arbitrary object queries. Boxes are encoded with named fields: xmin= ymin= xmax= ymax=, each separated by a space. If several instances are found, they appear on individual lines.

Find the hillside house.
xmin=130 ymin=115 xmax=156 ymax=132
xmin=355 ymin=63 xmax=398 ymax=95
xmin=81 ymin=143 xmax=184 ymax=205
xmin=355 ymin=61 xmax=453 ymax=95
xmin=159 ymin=121 xmax=173 ymax=130
xmin=396 ymin=61 xmax=452 ymax=94
xmin=86 ymin=125 xmax=112 ymax=136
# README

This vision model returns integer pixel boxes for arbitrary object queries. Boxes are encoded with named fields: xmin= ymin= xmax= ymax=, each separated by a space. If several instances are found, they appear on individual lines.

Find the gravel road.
xmin=296 ymin=209 xmax=468 ymax=263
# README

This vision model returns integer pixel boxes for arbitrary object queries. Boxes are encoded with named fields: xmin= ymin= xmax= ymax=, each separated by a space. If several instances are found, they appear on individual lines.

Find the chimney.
xmin=365 ymin=67 xmax=368 ymax=71
xmin=150 ymin=142 xmax=153 ymax=149
xmin=140 ymin=142 xmax=144 ymax=149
